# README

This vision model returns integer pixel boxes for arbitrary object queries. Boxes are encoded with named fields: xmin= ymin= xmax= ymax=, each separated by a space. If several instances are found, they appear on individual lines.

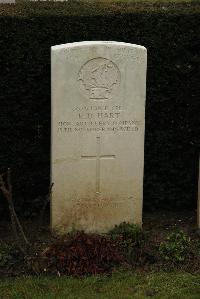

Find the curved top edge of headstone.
xmin=51 ymin=41 xmax=146 ymax=52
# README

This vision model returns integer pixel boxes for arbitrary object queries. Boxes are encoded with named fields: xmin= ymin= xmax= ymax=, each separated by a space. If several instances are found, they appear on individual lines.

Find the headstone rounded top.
xmin=51 ymin=41 xmax=147 ymax=52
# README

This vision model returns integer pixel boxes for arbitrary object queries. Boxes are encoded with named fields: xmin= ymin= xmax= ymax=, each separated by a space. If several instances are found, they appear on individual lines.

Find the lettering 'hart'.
xmin=51 ymin=41 xmax=147 ymax=234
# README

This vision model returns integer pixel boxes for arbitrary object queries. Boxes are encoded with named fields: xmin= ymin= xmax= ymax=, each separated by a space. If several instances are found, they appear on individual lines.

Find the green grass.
xmin=16 ymin=0 xmax=199 ymax=3
xmin=83 ymin=0 xmax=197 ymax=2
xmin=1 ymin=271 xmax=200 ymax=299
xmin=16 ymin=0 xmax=199 ymax=4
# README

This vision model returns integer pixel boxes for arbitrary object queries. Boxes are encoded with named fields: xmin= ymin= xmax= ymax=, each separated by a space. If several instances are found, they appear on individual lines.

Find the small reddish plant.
xmin=42 ymin=231 xmax=124 ymax=276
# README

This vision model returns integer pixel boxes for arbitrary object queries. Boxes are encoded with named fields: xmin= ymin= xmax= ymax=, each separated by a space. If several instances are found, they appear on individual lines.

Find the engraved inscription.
xmin=57 ymin=104 xmax=141 ymax=134
xmin=77 ymin=58 xmax=120 ymax=100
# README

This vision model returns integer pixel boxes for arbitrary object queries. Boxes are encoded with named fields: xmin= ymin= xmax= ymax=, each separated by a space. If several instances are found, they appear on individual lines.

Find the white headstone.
xmin=51 ymin=41 xmax=147 ymax=234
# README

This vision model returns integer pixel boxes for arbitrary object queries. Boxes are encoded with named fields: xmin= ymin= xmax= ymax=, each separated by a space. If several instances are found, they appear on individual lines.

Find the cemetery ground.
xmin=1 ymin=271 xmax=200 ymax=299
xmin=0 ymin=3 xmax=199 ymax=298
xmin=0 ymin=211 xmax=200 ymax=298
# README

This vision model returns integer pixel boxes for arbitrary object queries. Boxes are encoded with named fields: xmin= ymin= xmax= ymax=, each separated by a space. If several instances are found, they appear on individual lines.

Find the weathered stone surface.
xmin=51 ymin=41 xmax=147 ymax=234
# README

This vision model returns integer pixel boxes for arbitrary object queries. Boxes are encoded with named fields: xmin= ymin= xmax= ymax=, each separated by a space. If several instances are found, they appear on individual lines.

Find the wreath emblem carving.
xmin=77 ymin=58 xmax=120 ymax=100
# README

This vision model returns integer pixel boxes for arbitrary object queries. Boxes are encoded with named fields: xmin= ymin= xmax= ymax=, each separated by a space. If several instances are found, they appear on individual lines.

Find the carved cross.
xmin=81 ymin=137 xmax=116 ymax=194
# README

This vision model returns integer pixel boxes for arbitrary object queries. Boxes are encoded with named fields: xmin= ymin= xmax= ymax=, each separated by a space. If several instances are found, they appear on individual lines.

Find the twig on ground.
xmin=0 ymin=168 xmax=30 ymax=253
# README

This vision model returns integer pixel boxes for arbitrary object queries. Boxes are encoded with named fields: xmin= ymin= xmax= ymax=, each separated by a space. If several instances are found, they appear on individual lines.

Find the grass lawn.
xmin=1 ymin=271 xmax=200 ymax=299
xmin=78 ymin=0 xmax=197 ymax=3
xmin=15 ymin=0 xmax=198 ymax=5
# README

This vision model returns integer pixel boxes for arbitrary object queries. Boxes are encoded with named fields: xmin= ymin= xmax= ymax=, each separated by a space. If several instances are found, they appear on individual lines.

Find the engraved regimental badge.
xmin=78 ymin=57 xmax=120 ymax=100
